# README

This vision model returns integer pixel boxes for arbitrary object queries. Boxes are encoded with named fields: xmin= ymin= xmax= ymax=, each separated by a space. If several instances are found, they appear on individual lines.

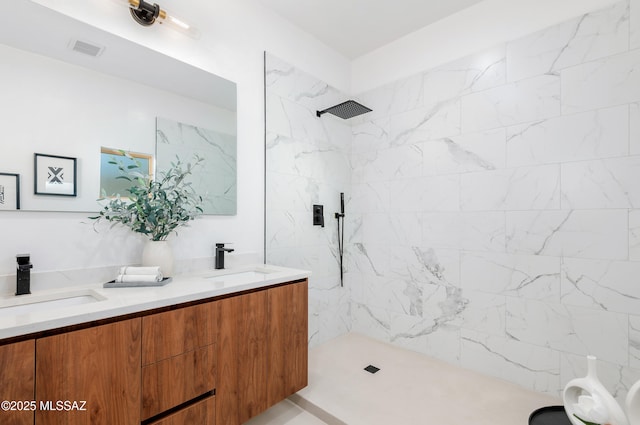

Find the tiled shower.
xmin=266 ymin=0 xmax=640 ymax=400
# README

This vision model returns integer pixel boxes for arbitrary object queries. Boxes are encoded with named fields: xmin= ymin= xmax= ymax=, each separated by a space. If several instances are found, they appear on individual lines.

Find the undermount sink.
xmin=206 ymin=267 xmax=279 ymax=286
xmin=0 ymin=290 xmax=106 ymax=318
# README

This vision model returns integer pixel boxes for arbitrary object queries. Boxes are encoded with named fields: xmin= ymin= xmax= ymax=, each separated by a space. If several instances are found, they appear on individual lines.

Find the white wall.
xmin=349 ymin=0 xmax=640 ymax=399
xmin=0 ymin=0 xmax=350 ymax=277
xmin=352 ymin=0 xmax=622 ymax=93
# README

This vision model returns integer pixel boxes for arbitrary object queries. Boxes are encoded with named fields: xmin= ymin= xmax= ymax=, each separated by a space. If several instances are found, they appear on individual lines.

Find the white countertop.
xmin=0 ymin=264 xmax=311 ymax=340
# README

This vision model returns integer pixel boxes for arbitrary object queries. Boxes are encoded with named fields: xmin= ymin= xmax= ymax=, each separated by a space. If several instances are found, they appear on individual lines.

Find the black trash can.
xmin=529 ymin=406 xmax=573 ymax=425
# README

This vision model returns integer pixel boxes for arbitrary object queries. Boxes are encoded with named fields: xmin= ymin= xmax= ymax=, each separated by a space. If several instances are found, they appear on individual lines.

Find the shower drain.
xmin=364 ymin=365 xmax=380 ymax=374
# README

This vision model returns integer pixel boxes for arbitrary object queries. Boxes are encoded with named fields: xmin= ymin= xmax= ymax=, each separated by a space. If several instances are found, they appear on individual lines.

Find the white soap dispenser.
xmin=563 ymin=355 xmax=629 ymax=425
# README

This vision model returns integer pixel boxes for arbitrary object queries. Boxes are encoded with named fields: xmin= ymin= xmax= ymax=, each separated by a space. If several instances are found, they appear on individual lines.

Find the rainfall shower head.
xmin=316 ymin=100 xmax=372 ymax=119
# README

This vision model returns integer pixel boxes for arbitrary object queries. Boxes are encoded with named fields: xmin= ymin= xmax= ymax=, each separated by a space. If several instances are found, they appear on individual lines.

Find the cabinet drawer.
xmin=142 ymin=302 xmax=217 ymax=365
xmin=147 ymin=396 xmax=215 ymax=425
xmin=142 ymin=345 xmax=216 ymax=420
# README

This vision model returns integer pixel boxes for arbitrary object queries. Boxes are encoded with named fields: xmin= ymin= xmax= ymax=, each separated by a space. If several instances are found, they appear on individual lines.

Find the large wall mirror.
xmin=0 ymin=0 xmax=237 ymax=214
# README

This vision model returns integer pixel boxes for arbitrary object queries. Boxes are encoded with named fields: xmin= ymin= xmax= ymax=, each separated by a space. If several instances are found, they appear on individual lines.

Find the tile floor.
xmin=245 ymin=399 xmax=328 ymax=425
xmin=248 ymin=332 xmax=560 ymax=425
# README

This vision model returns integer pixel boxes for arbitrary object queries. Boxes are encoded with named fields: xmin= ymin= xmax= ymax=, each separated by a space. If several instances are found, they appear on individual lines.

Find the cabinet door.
xmin=36 ymin=318 xmax=141 ymax=425
xmin=0 ymin=340 xmax=35 ymax=425
xmin=216 ymin=290 xmax=268 ymax=425
xmin=268 ymin=280 xmax=308 ymax=406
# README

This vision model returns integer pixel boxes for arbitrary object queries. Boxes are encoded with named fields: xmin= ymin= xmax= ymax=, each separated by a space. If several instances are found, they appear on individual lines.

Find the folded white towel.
xmin=118 ymin=266 xmax=162 ymax=276
xmin=115 ymin=274 xmax=163 ymax=283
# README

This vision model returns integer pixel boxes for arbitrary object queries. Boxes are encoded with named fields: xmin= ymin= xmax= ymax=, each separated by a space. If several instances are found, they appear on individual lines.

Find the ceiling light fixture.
xmin=128 ymin=0 xmax=159 ymax=26
xmin=117 ymin=0 xmax=201 ymax=39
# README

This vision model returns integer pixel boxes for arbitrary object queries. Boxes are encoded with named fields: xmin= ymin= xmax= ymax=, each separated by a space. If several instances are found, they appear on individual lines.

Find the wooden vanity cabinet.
xmin=35 ymin=318 xmax=141 ymax=425
xmin=141 ymin=302 xmax=217 ymax=422
xmin=0 ymin=340 xmax=35 ymax=425
xmin=217 ymin=279 xmax=309 ymax=425
xmin=0 ymin=277 xmax=307 ymax=425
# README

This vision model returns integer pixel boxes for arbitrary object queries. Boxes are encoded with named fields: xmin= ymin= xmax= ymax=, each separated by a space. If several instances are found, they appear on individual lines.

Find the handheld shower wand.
xmin=335 ymin=192 xmax=345 ymax=287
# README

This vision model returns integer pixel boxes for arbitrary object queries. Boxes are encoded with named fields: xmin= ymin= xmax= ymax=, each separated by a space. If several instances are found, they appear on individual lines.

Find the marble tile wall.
xmin=265 ymin=54 xmax=352 ymax=347
xmin=266 ymin=0 xmax=640 ymax=400
xmin=349 ymin=0 xmax=640 ymax=399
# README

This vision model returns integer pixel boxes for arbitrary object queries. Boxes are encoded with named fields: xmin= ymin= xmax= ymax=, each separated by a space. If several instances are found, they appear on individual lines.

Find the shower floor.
xmin=247 ymin=332 xmax=560 ymax=425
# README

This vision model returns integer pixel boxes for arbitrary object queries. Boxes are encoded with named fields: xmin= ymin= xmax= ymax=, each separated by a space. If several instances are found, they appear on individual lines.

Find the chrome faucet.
xmin=16 ymin=254 xmax=32 ymax=296
xmin=215 ymin=243 xmax=234 ymax=270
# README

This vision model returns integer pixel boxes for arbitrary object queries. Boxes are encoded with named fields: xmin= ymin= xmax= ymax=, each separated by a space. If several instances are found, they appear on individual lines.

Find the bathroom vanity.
xmin=0 ymin=265 xmax=309 ymax=425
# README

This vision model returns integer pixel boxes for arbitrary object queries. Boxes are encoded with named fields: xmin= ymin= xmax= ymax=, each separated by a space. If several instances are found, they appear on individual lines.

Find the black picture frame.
xmin=0 ymin=172 xmax=20 ymax=210
xmin=34 ymin=153 xmax=77 ymax=197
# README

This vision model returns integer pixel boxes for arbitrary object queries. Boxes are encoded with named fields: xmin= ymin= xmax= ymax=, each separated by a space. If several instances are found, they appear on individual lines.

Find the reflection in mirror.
xmin=100 ymin=148 xmax=153 ymax=198
xmin=34 ymin=153 xmax=77 ymax=197
xmin=0 ymin=0 xmax=237 ymax=214
xmin=0 ymin=173 xmax=20 ymax=211
xmin=156 ymin=118 xmax=237 ymax=215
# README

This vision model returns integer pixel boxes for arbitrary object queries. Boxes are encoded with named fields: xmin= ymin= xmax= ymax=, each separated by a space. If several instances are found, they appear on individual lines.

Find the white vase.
xmin=142 ymin=240 xmax=174 ymax=277
xmin=563 ymin=355 xmax=629 ymax=425
xmin=627 ymin=380 xmax=640 ymax=425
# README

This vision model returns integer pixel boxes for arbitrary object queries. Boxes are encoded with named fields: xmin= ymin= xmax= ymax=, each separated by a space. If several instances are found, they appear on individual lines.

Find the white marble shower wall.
xmin=349 ymin=0 xmax=640 ymax=399
xmin=265 ymin=53 xmax=352 ymax=347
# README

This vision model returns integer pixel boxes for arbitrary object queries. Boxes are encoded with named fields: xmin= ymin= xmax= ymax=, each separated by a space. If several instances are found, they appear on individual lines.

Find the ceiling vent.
xmin=68 ymin=39 xmax=105 ymax=57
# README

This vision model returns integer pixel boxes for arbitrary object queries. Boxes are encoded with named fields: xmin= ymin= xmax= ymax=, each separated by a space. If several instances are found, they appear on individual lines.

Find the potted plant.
xmin=91 ymin=152 xmax=204 ymax=276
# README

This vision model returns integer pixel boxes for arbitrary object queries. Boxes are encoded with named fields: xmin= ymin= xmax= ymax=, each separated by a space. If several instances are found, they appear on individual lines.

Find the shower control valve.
xmin=313 ymin=204 xmax=324 ymax=227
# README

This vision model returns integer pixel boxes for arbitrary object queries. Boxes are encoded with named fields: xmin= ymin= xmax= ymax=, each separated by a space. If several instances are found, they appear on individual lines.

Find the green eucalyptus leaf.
xmin=89 ymin=155 xmax=204 ymax=240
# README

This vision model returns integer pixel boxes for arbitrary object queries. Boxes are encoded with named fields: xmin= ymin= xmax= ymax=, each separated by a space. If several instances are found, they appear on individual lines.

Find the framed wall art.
xmin=0 ymin=173 xmax=20 ymax=210
xmin=34 ymin=153 xmax=77 ymax=196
